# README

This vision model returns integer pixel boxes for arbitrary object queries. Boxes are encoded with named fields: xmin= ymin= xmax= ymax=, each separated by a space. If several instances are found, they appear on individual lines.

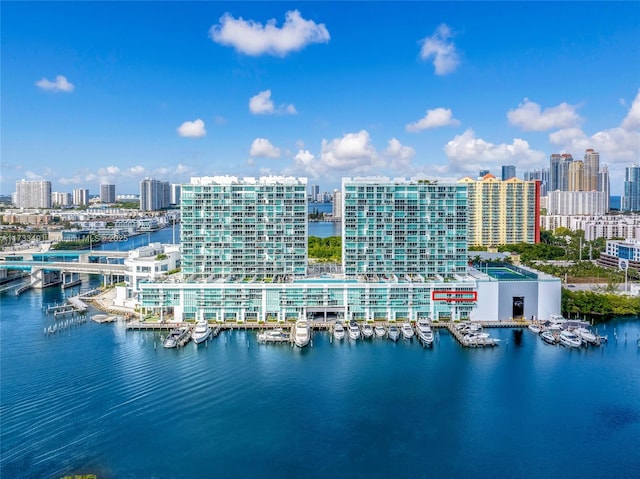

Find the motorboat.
xmin=416 ymin=319 xmax=434 ymax=346
xmin=361 ymin=323 xmax=374 ymax=339
xmin=333 ymin=322 xmax=345 ymax=341
xmin=348 ymin=320 xmax=361 ymax=341
xmin=559 ymin=330 xmax=582 ymax=348
xmin=540 ymin=330 xmax=557 ymax=345
xmin=293 ymin=319 xmax=311 ymax=348
xmin=528 ymin=323 xmax=542 ymax=334
xmin=163 ymin=326 xmax=191 ymax=348
xmin=388 ymin=325 xmax=400 ymax=342
xmin=192 ymin=320 xmax=212 ymax=344
xmin=257 ymin=328 xmax=290 ymax=343
xmin=374 ymin=324 xmax=386 ymax=338
xmin=401 ymin=322 xmax=414 ymax=340
xmin=574 ymin=327 xmax=597 ymax=345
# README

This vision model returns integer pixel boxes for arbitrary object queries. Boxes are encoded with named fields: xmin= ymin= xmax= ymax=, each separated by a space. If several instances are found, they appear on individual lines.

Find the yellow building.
xmin=458 ymin=175 xmax=541 ymax=247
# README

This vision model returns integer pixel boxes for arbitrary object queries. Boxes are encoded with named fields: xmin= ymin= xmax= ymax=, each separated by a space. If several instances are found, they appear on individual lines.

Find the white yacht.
xmin=388 ymin=325 xmax=400 ymax=342
xmin=163 ymin=326 xmax=191 ymax=348
xmin=401 ymin=322 xmax=414 ymax=340
xmin=257 ymin=328 xmax=290 ymax=343
xmin=559 ymin=330 xmax=582 ymax=348
xmin=361 ymin=323 xmax=374 ymax=339
xmin=293 ymin=319 xmax=311 ymax=348
xmin=333 ymin=322 xmax=345 ymax=341
xmin=192 ymin=320 xmax=212 ymax=344
xmin=528 ymin=323 xmax=542 ymax=334
xmin=574 ymin=327 xmax=597 ymax=345
xmin=374 ymin=324 xmax=386 ymax=338
xmin=540 ymin=330 xmax=557 ymax=345
xmin=416 ymin=319 xmax=434 ymax=346
xmin=348 ymin=320 xmax=361 ymax=341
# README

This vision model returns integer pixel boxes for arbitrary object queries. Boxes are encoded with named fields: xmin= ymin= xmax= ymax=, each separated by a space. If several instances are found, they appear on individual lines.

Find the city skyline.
xmin=2 ymin=2 xmax=639 ymax=196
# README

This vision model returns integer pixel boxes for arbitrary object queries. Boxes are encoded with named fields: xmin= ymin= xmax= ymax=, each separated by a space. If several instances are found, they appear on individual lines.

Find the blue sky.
xmin=2 ymin=1 xmax=639 ymax=196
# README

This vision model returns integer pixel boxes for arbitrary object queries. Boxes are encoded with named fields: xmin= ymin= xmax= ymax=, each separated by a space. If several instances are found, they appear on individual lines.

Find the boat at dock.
xmin=388 ymin=325 xmax=400 ymax=342
xmin=401 ymin=322 xmax=414 ymax=340
xmin=558 ymin=330 xmax=582 ymax=348
xmin=574 ymin=327 xmax=597 ymax=345
xmin=540 ymin=330 xmax=558 ymax=345
xmin=416 ymin=319 xmax=434 ymax=346
xmin=333 ymin=322 xmax=345 ymax=341
xmin=293 ymin=319 xmax=311 ymax=348
xmin=374 ymin=324 xmax=386 ymax=338
xmin=361 ymin=323 xmax=374 ymax=339
xmin=163 ymin=326 xmax=191 ymax=348
xmin=257 ymin=328 xmax=291 ymax=343
xmin=528 ymin=323 xmax=542 ymax=334
xmin=348 ymin=320 xmax=361 ymax=341
xmin=192 ymin=320 xmax=212 ymax=344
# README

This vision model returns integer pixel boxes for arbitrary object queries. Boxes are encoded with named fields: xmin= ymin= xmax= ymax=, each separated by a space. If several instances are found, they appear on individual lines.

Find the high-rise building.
xmin=598 ymin=165 xmax=610 ymax=213
xmin=342 ymin=177 xmax=468 ymax=278
xmin=309 ymin=184 xmax=320 ymax=202
xmin=459 ymin=175 xmax=540 ymax=247
xmin=547 ymin=191 xmax=608 ymax=216
xmin=100 ymin=184 xmax=116 ymax=203
xmin=567 ymin=160 xmax=584 ymax=192
xmin=501 ymin=165 xmax=516 ymax=181
xmin=549 ymin=153 xmax=573 ymax=192
xmin=479 ymin=169 xmax=490 ymax=178
xmin=622 ymin=164 xmax=640 ymax=212
xmin=51 ymin=192 xmax=72 ymax=206
xmin=15 ymin=180 xmax=52 ymax=208
xmin=523 ymin=168 xmax=549 ymax=196
xmin=170 ymin=184 xmax=181 ymax=205
xmin=583 ymin=149 xmax=600 ymax=192
xmin=73 ymin=188 xmax=89 ymax=206
xmin=332 ymin=189 xmax=342 ymax=220
xmin=180 ymin=176 xmax=308 ymax=281
xmin=140 ymin=178 xmax=170 ymax=211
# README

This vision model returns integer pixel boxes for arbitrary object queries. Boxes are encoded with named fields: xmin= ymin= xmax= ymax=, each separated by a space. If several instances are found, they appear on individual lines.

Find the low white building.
xmin=113 ymin=242 xmax=181 ymax=309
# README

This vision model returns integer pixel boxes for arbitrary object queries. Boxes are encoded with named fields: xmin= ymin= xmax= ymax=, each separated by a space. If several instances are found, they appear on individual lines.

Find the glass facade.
xmin=341 ymin=178 xmax=468 ymax=279
xmin=180 ymin=176 xmax=308 ymax=281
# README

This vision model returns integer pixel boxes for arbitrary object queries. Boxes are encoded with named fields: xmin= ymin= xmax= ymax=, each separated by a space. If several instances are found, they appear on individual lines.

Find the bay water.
xmin=1 ymin=227 xmax=639 ymax=478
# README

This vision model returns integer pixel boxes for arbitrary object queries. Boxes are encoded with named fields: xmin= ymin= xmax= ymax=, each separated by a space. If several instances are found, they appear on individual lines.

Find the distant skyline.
xmin=2 ymin=2 xmax=639 ymax=195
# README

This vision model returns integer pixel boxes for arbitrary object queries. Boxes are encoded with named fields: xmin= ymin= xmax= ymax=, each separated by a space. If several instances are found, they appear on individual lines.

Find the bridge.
xmin=1 ymin=255 xmax=127 ymax=295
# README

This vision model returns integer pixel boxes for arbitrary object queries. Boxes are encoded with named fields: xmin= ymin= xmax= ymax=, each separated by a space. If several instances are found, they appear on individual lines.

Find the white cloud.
xmin=621 ymin=89 xmax=640 ymax=130
xmin=385 ymin=138 xmax=416 ymax=172
xmin=177 ymin=119 xmax=206 ymax=138
xmin=249 ymin=90 xmax=296 ymax=115
xmin=507 ymin=99 xmax=582 ymax=131
xmin=443 ymin=129 xmax=545 ymax=175
xmin=419 ymin=24 xmax=460 ymax=75
xmin=25 ymin=171 xmax=44 ymax=180
xmin=548 ymin=91 xmax=640 ymax=167
xmin=250 ymin=138 xmax=281 ymax=158
xmin=406 ymin=108 xmax=460 ymax=132
xmin=209 ymin=10 xmax=330 ymax=56
xmin=35 ymin=75 xmax=75 ymax=92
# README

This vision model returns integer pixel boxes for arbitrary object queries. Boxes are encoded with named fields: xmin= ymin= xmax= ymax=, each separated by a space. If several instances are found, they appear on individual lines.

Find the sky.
xmin=2 ymin=1 xmax=639 ymax=196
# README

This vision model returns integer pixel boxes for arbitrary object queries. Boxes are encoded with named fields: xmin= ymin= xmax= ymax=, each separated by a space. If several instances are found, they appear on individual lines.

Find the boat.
xmin=559 ymin=330 xmax=582 ymax=348
xmin=192 ymin=320 xmax=212 ymax=344
xmin=163 ymin=326 xmax=191 ymax=348
xmin=401 ymin=322 xmax=414 ymax=340
xmin=333 ymin=322 xmax=345 ymax=341
xmin=416 ymin=319 xmax=434 ymax=346
xmin=257 ymin=328 xmax=290 ymax=343
xmin=528 ymin=323 xmax=542 ymax=334
xmin=361 ymin=323 xmax=374 ymax=339
xmin=388 ymin=324 xmax=400 ymax=342
xmin=574 ymin=327 xmax=597 ymax=345
xmin=293 ymin=319 xmax=311 ymax=348
xmin=374 ymin=324 xmax=386 ymax=338
xmin=540 ymin=330 xmax=557 ymax=345
xmin=348 ymin=320 xmax=361 ymax=341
